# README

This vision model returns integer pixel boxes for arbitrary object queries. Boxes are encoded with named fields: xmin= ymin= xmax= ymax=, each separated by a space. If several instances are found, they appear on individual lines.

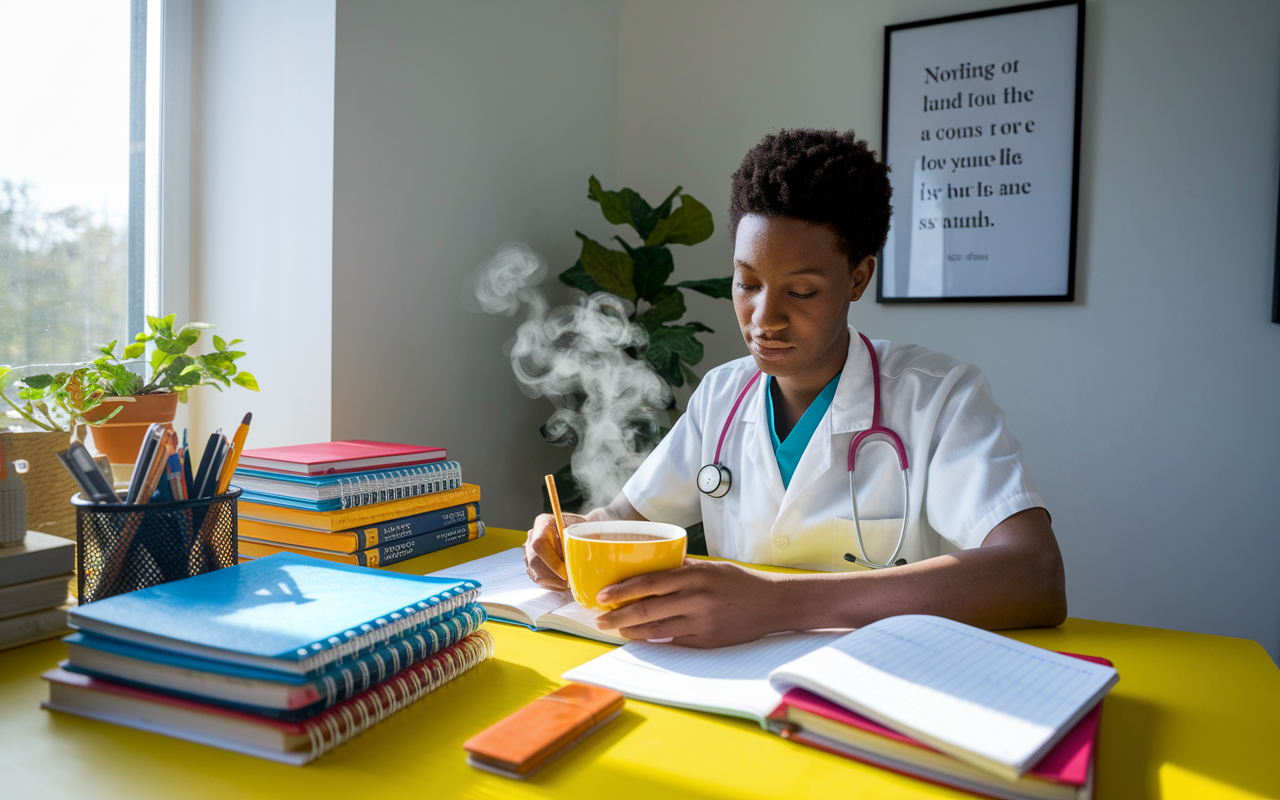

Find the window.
xmin=0 ymin=0 xmax=161 ymax=374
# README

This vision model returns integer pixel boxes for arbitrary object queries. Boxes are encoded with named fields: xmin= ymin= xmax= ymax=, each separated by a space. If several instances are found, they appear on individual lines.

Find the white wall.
xmin=332 ymin=0 xmax=621 ymax=529
xmin=617 ymin=0 xmax=1280 ymax=658
xmin=187 ymin=0 xmax=334 ymax=450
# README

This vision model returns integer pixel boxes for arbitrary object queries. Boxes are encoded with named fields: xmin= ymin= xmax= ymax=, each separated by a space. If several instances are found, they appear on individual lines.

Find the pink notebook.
xmin=769 ymin=652 xmax=1111 ymax=796
xmin=237 ymin=440 xmax=447 ymax=475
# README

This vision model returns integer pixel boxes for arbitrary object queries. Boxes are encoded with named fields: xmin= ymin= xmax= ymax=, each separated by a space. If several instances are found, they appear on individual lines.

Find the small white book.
xmin=563 ymin=615 xmax=1119 ymax=781
xmin=427 ymin=548 xmax=627 ymax=646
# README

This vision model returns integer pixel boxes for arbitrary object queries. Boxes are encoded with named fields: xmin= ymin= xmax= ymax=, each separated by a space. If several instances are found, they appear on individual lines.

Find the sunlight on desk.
xmin=1 ymin=527 xmax=1276 ymax=800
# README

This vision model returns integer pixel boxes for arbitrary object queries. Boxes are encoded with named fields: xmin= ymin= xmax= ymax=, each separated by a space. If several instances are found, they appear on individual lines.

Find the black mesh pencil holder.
xmin=73 ymin=488 xmax=241 ymax=604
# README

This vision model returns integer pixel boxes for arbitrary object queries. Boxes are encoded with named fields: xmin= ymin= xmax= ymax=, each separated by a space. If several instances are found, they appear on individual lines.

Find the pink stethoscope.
xmin=695 ymin=333 xmax=910 ymax=569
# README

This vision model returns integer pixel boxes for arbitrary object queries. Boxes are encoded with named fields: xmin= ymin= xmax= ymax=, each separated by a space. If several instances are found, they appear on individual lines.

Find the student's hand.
xmin=593 ymin=560 xmax=785 ymax=648
xmin=523 ymin=512 xmax=585 ymax=591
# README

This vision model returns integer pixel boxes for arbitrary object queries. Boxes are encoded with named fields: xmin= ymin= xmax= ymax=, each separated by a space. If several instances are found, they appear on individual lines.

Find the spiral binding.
xmin=315 ymin=604 xmax=486 ymax=708
xmin=334 ymin=462 xmax=463 ymax=509
xmin=293 ymin=584 xmax=480 ymax=675
xmin=303 ymin=628 xmax=495 ymax=761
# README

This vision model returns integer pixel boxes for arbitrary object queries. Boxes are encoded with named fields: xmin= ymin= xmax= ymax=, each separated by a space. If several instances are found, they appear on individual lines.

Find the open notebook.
xmin=563 ymin=615 xmax=1118 ymax=783
xmin=427 ymin=548 xmax=627 ymax=646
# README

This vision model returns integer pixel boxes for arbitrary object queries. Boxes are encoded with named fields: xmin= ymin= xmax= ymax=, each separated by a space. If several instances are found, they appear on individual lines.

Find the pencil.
xmin=543 ymin=474 xmax=566 ymax=561
xmin=214 ymin=413 xmax=252 ymax=496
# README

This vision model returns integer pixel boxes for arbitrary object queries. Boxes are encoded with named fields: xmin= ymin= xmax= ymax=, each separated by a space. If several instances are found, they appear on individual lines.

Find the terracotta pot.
xmin=84 ymin=393 xmax=180 ymax=465
xmin=0 ymin=429 xmax=79 ymax=540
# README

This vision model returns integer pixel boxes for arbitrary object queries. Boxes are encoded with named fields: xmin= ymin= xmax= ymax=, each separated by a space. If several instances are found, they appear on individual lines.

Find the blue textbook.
xmin=69 ymin=553 xmax=480 ymax=676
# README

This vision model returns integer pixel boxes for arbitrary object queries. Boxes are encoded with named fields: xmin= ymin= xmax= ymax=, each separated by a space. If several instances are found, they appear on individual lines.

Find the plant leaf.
xmin=179 ymin=322 xmax=214 ymax=332
xmin=575 ymin=233 xmax=636 ymax=301
xmin=233 ymin=371 xmax=260 ymax=391
xmin=100 ymin=340 xmax=117 ymax=357
xmin=212 ymin=335 xmax=226 ymax=351
xmin=558 ymin=260 xmax=602 ymax=294
xmin=587 ymin=175 xmax=634 ymax=227
xmin=645 ymin=194 xmax=715 ymax=247
xmin=631 ymin=246 xmax=675 ymax=301
xmin=684 ymin=320 xmax=715 ymax=333
xmin=21 ymin=374 xmax=55 ymax=391
xmin=675 ymin=277 xmax=733 ymax=299
xmin=0 ymin=366 xmax=9 ymax=383
xmin=635 ymin=287 xmax=686 ymax=330
xmin=122 ymin=342 xmax=145 ymax=360
xmin=229 ymin=339 xmax=243 ymax=346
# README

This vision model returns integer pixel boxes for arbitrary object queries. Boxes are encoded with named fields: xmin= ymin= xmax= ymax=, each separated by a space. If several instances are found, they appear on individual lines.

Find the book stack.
xmin=0 ymin=531 xmax=75 ymax=651
xmin=43 ymin=553 xmax=495 ymax=764
xmin=232 ymin=440 xmax=484 ymax=568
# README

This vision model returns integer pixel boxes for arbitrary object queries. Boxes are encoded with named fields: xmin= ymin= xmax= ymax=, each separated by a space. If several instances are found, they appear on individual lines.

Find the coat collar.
xmin=828 ymin=324 xmax=876 ymax=435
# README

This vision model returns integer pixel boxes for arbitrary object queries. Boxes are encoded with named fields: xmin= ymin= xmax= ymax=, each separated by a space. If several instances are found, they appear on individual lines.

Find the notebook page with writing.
xmin=768 ymin=615 xmax=1119 ymax=779
xmin=563 ymin=632 xmax=841 ymax=721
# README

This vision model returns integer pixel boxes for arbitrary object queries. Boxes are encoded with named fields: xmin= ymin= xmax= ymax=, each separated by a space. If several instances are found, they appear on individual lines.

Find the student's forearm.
xmin=769 ymin=508 xmax=1067 ymax=631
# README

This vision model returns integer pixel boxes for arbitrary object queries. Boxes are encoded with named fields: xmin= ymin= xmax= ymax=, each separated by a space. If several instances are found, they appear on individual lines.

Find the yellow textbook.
xmin=240 ymin=520 xmax=485 ymax=568
xmin=237 ymin=483 xmax=480 ymax=531
xmin=238 ymin=501 xmax=480 ymax=553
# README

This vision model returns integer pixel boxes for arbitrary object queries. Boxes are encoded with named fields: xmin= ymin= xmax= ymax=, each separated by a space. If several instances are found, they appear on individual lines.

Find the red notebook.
xmin=767 ymin=653 xmax=1111 ymax=800
xmin=237 ymin=440 xmax=447 ymax=475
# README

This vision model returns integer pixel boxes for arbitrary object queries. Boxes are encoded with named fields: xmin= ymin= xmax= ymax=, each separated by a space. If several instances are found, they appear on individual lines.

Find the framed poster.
xmin=878 ymin=0 xmax=1084 ymax=302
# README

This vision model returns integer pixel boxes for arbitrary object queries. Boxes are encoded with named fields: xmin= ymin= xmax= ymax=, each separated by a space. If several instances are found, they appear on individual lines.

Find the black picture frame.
xmin=878 ymin=0 xmax=1085 ymax=303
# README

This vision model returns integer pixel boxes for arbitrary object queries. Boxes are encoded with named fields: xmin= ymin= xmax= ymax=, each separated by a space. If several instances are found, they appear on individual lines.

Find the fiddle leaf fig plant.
xmin=559 ymin=176 xmax=731 ymax=388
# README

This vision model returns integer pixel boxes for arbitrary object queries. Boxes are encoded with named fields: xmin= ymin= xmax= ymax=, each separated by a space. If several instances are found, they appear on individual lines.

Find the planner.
xmin=563 ymin=615 xmax=1118 ymax=781
xmin=428 ymin=548 xmax=627 ymax=645
xmin=68 ymin=553 xmax=481 ymax=676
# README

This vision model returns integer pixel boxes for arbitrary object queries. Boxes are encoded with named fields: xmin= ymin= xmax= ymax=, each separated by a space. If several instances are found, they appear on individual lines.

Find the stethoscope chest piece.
xmin=698 ymin=463 xmax=731 ymax=498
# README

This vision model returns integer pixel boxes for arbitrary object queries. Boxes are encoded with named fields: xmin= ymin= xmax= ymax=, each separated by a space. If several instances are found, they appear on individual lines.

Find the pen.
xmin=165 ymin=453 xmax=187 ymax=502
xmin=214 ymin=412 xmax=252 ymax=496
xmin=182 ymin=428 xmax=194 ymax=496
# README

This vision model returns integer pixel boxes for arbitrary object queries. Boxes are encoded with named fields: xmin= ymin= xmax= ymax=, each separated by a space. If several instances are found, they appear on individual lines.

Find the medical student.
xmin=525 ymin=129 xmax=1067 ymax=648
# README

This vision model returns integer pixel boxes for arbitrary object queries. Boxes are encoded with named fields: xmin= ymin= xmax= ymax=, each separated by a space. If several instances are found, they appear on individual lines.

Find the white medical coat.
xmin=622 ymin=326 xmax=1045 ymax=571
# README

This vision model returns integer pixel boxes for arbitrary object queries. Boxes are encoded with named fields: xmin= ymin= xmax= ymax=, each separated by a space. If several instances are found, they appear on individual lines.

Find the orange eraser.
xmin=464 ymin=683 xmax=625 ymax=779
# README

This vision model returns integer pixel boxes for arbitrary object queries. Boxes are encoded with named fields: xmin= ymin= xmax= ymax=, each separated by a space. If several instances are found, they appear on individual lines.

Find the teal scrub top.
xmin=765 ymin=371 xmax=842 ymax=489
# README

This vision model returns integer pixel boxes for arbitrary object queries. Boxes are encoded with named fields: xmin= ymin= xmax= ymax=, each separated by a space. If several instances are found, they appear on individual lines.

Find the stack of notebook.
xmin=42 ymin=553 xmax=494 ymax=764
xmin=232 ymin=440 xmax=483 ymax=568
xmin=0 ymin=531 xmax=76 ymax=651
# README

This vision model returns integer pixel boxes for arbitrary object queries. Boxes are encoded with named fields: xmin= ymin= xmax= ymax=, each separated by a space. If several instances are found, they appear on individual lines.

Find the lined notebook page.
xmin=563 ymin=632 xmax=841 ymax=721
xmin=769 ymin=615 xmax=1119 ymax=774
xmin=428 ymin=548 xmax=571 ymax=623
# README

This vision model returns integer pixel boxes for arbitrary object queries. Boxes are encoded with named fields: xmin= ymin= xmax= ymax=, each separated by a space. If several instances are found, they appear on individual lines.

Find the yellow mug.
xmin=563 ymin=520 xmax=687 ymax=611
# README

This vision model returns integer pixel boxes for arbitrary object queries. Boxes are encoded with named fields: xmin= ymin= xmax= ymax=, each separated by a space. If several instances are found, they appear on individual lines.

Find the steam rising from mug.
xmin=474 ymin=243 xmax=672 ymax=509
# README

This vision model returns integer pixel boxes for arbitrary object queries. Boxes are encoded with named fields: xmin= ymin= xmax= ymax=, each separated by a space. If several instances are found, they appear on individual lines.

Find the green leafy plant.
xmin=545 ymin=178 xmax=732 ymax=516
xmin=559 ymin=176 xmax=731 ymax=387
xmin=0 ymin=313 xmax=258 ymax=432
xmin=0 ymin=366 xmax=122 ymax=432
xmin=93 ymin=313 xmax=258 ymax=402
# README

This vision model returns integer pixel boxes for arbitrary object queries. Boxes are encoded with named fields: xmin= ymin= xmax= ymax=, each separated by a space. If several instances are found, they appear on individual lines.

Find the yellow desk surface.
xmin=2 ymin=528 xmax=1277 ymax=800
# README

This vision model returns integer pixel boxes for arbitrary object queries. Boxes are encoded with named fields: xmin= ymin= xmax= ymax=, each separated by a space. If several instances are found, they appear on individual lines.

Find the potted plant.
xmin=2 ymin=313 xmax=258 ymax=465
xmin=81 ymin=314 xmax=259 ymax=463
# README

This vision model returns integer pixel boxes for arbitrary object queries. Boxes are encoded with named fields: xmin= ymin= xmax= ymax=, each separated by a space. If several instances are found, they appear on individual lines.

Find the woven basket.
xmin=0 ymin=430 xmax=79 ymax=540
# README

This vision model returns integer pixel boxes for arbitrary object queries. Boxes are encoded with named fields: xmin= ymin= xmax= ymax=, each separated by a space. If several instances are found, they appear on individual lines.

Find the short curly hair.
xmin=728 ymin=129 xmax=893 ymax=268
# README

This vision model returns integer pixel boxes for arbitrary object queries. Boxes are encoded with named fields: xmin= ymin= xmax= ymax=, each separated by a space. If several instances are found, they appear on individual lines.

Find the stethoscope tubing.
xmin=700 ymin=332 xmax=911 ymax=569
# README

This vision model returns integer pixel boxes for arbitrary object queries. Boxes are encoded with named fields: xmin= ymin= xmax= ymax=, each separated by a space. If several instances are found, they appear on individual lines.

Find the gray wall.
xmin=617 ymin=0 xmax=1280 ymax=658
xmin=332 ymin=1 xmax=620 ymax=528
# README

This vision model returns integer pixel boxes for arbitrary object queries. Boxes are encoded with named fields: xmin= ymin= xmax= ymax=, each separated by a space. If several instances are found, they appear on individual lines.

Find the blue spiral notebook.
xmin=62 ymin=602 xmax=487 ymax=720
xmin=68 ymin=553 xmax=480 ymax=676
